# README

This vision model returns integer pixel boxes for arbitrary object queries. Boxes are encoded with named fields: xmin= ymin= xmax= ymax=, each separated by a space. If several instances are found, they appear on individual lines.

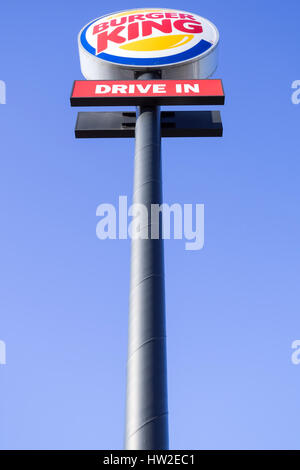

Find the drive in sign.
xmin=71 ymin=79 xmax=225 ymax=106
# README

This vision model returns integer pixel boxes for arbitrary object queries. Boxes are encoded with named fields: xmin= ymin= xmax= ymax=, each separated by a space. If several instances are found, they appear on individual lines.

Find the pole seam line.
xmin=135 ymin=143 xmax=160 ymax=152
xmin=129 ymin=274 xmax=164 ymax=293
xmin=127 ymin=336 xmax=167 ymax=362
xmin=132 ymin=178 xmax=162 ymax=197
xmin=127 ymin=412 xmax=169 ymax=440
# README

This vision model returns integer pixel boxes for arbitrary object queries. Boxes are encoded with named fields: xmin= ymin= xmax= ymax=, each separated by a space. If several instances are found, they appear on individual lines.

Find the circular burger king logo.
xmin=79 ymin=8 xmax=219 ymax=68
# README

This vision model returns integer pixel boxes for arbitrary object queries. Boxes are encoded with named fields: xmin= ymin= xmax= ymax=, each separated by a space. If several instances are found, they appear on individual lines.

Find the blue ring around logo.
xmin=80 ymin=19 xmax=213 ymax=66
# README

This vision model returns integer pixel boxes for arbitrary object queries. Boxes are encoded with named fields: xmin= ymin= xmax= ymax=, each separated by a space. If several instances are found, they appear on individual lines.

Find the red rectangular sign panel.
xmin=71 ymin=79 xmax=225 ymax=106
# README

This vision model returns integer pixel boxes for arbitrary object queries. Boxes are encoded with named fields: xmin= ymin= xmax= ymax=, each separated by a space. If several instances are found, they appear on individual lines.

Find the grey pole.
xmin=125 ymin=71 xmax=169 ymax=450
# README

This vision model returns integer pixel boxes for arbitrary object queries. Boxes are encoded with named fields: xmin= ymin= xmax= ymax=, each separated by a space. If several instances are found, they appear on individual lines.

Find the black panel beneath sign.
xmin=75 ymin=111 xmax=223 ymax=138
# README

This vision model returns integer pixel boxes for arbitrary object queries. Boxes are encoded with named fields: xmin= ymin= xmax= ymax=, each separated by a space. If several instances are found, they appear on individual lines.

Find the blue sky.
xmin=0 ymin=0 xmax=300 ymax=450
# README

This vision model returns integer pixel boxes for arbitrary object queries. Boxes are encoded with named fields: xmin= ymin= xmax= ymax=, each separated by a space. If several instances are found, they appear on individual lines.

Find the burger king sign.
xmin=78 ymin=8 xmax=219 ymax=80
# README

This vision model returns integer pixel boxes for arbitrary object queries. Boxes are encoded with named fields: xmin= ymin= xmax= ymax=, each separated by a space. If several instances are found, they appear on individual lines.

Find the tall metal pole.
xmin=125 ymin=72 xmax=169 ymax=450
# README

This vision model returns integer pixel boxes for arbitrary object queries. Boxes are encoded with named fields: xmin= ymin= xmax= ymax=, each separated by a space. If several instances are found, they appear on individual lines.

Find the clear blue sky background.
xmin=1 ymin=0 xmax=300 ymax=450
